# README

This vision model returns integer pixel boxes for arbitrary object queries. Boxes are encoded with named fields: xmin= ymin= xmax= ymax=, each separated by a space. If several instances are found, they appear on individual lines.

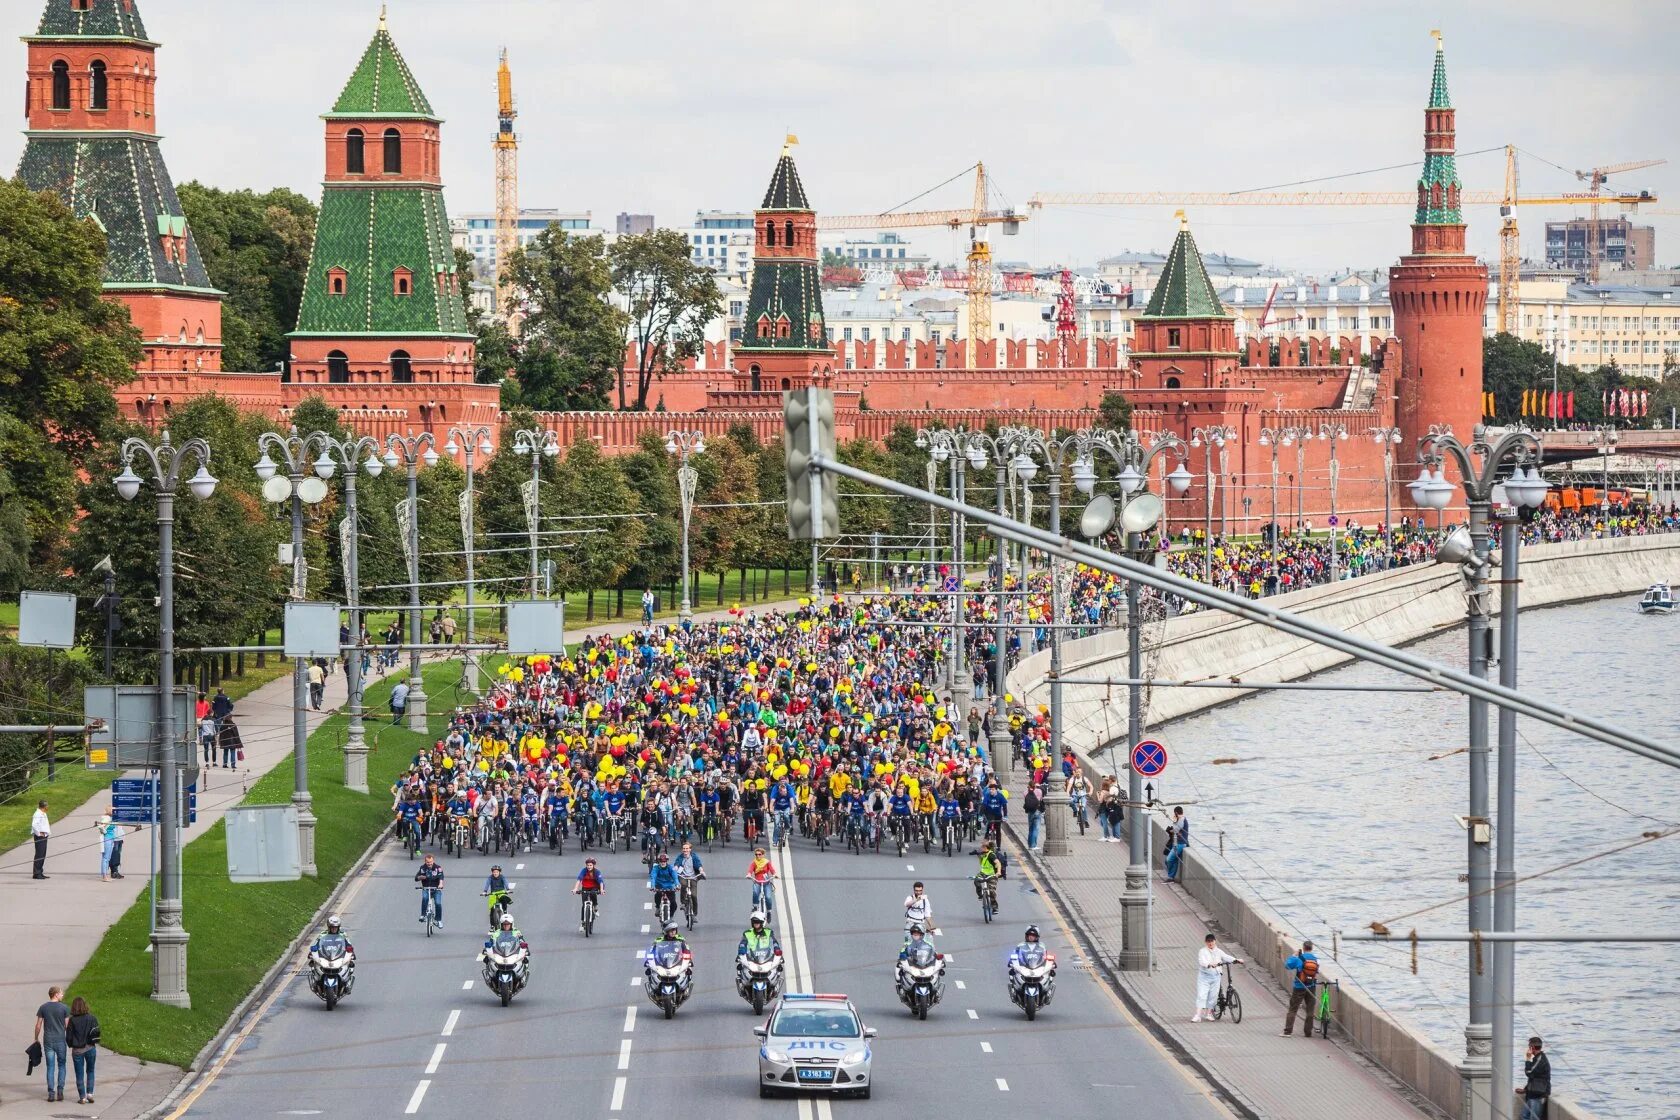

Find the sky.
xmin=6 ymin=0 xmax=1678 ymax=274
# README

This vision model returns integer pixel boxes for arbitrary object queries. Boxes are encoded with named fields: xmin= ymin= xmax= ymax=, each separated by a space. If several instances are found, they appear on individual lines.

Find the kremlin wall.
xmin=17 ymin=1 xmax=1486 ymax=531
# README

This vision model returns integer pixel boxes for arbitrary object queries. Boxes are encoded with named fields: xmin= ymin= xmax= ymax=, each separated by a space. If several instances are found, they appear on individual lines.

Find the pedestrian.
xmin=34 ymin=985 xmax=68 ymax=1101
xmin=1023 ymin=783 xmax=1044 ymax=851
xmin=441 ymin=613 xmax=457 ymax=642
xmin=211 ymin=686 xmax=233 ymax=726
xmin=105 ymin=813 xmax=132 ymax=880
xmin=219 ymin=717 xmax=243 ymax=769
xmin=1164 ymin=805 xmax=1189 ymax=882
xmin=199 ymin=712 xmax=217 ymax=764
xmin=641 ymin=589 xmax=655 ymax=624
xmin=97 ymin=814 xmax=116 ymax=881
xmin=1192 ymin=933 xmax=1241 ymax=1023
xmin=1099 ymin=776 xmax=1123 ymax=841
xmin=966 ymin=705 xmax=982 ymax=748
xmin=1282 ymin=939 xmax=1320 ymax=1037
xmin=66 ymin=995 xmax=100 ymax=1105
xmin=308 ymin=659 xmax=325 ymax=710
xmin=430 ymin=613 xmax=444 ymax=644
xmin=31 ymin=798 xmax=50 ymax=879
xmin=390 ymin=679 xmax=409 ymax=725
xmin=1522 ymin=1036 xmax=1551 ymax=1120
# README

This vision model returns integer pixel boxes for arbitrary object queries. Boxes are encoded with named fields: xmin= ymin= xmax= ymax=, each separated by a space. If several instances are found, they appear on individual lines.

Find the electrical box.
xmin=225 ymin=805 xmax=302 ymax=882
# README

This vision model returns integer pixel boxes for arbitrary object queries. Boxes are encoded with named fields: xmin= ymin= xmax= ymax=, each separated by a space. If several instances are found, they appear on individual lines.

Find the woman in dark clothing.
xmin=66 ymin=996 xmax=100 ymax=1105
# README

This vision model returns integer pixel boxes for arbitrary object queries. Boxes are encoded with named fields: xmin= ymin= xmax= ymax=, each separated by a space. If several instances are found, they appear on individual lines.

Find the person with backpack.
xmin=1282 ymin=939 xmax=1320 ymax=1037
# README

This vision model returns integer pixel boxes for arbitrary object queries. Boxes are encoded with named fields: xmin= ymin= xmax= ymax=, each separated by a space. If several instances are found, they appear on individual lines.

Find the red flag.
xmin=1567 ymin=390 xmax=1575 ymax=419
xmin=1603 ymin=389 xmax=1609 ymax=414
xmin=1642 ymin=389 xmax=1650 ymax=417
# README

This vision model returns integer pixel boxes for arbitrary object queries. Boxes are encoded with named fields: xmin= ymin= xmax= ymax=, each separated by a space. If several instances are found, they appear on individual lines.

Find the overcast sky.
xmin=7 ymin=0 xmax=1677 ymax=273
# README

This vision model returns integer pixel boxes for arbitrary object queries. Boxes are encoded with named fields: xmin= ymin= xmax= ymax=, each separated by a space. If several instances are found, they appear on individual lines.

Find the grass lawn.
xmin=68 ymin=659 xmax=463 ymax=1068
xmin=0 ymin=763 xmax=114 ymax=853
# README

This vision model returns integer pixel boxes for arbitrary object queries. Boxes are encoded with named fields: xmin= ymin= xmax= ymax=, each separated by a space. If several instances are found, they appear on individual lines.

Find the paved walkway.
xmin=1002 ymin=768 xmax=1444 ymax=1120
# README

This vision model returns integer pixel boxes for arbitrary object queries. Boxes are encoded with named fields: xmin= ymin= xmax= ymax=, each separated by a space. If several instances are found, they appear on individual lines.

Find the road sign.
xmin=1131 ymin=739 xmax=1168 ymax=777
xmin=1327 ymin=515 xmax=1339 ymax=527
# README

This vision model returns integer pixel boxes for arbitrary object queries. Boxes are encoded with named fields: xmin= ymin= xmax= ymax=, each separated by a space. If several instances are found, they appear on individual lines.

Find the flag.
xmin=1603 ymin=389 xmax=1609 ymax=414
xmin=1642 ymin=389 xmax=1650 ymax=417
xmin=1521 ymin=389 xmax=1530 ymax=416
xmin=1567 ymin=390 xmax=1575 ymax=419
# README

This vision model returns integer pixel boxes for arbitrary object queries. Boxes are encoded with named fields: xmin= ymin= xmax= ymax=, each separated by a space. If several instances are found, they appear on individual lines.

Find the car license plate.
xmin=797 ymin=1068 xmax=835 ymax=1082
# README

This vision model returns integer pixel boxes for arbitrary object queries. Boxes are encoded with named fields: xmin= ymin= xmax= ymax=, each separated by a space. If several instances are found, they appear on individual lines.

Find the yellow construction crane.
xmin=1572 ymin=158 xmax=1667 ymax=282
xmin=494 ymin=47 xmax=519 ymax=324
xmin=819 ymin=162 xmax=1023 ymax=369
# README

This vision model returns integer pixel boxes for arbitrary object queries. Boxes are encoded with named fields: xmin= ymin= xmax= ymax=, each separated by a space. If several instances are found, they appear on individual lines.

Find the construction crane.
xmin=1572 ymin=158 xmax=1667 ymax=282
xmin=819 ymin=162 xmax=1023 ymax=369
xmin=493 ymin=48 xmax=519 ymax=324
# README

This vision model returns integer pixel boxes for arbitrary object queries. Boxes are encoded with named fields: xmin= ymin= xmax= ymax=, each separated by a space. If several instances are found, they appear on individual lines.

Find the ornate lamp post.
xmin=1369 ymin=425 xmax=1403 ymax=558
xmin=916 ymin=427 xmax=979 ymax=711
xmin=383 ymin=433 xmax=439 ymax=731
xmin=114 ymin=429 xmax=218 ymax=1006
xmin=1593 ymin=423 xmax=1619 ymax=513
xmin=1189 ymin=424 xmax=1238 ymax=584
xmin=444 ymin=425 xmax=495 ymax=695
xmin=1317 ymin=421 xmax=1349 ymax=581
xmin=511 ymin=427 xmax=559 ymax=596
xmin=665 ymin=430 xmax=706 ymax=617
xmin=1256 ymin=423 xmax=1313 ymax=588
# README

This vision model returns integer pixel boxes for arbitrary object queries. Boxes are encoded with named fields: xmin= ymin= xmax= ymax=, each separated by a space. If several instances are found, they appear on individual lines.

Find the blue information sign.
xmin=1130 ymin=739 xmax=1168 ymax=777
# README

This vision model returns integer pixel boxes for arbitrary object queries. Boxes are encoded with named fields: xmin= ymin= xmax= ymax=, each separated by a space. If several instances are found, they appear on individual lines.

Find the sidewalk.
xmin=1002 ymin=770 xmax=1445 ymax=1120
xmin=0 ymin=598 xmax=802 ymax=1115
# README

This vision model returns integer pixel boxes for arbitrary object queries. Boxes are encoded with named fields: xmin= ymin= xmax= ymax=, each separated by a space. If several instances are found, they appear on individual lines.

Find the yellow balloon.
xmin=773 ymin=766 xmax=788 ymax=779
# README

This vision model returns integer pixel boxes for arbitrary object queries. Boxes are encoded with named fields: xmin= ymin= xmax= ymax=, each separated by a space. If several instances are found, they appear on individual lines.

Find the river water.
xmin=1160 ymin=594 xmax=1680 ymax=1120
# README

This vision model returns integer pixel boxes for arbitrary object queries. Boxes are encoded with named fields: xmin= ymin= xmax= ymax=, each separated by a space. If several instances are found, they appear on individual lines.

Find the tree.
xmin=550 ymin=439 xmax=643 ymax=596
xmin=0 ymin=178 xmax=141 ymax=566
xmin=1098 ymin=390 xmax=1133 ymax=432
xmin=176 ymin=182 xmax=316 ymax=372
xmin=617 ymin=433 xmax=683 ymax=596
xmin=610 ymin=229 xmax=724 ymax=411
xmin=504 ymin=228 xmax=625 ymax=411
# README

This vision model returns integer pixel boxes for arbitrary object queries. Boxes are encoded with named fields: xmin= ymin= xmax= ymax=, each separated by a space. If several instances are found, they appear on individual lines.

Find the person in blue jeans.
xmin=1164 ymin=806 xmax=1189 ymax=882
xmin=414 ymin=853 xmax=445 ymax=929
xmin=34 ymin=986 xmax=68 ymax=1102
xmin=66 ymin=996 xmax=100 ymax=1104
xmin=1522 ymin=1036 xmax=1551 ymax=1120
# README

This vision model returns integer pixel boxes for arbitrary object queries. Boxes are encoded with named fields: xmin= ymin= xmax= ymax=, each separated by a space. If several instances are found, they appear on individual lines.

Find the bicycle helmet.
xmin=490 ymin=864 xmax=502 ymax=874
xmin=1024 ymin=924 xmax=1041 ymax=942
xmin=749 ymin=910 xmax=767 ymax=925
xmin=326 ymin=915 xmax=342 ymax=934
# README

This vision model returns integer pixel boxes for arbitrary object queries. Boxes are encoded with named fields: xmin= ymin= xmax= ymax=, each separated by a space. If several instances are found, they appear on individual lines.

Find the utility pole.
xmin=1190 ymin=425 xmax=1237 ymax=583
xmin=384 ymin=434 xmax=438 ymax=732
xmin=1370 ymin=426 xmax=1403 ymax=558
xmin=1318 ymin=421 xmax=1349 ymax=581
xmin=314 ymin=435 xmax=383 ymax=793
xmin=511 ymin=427 xmax=559 ymax=597
xmin=93 ymin=557 xmax=117 ymax=680
xmin=114 ymin=428 xmax=219 ymax=1007
xmin=445 ymin=425 xmax=495 ymax=696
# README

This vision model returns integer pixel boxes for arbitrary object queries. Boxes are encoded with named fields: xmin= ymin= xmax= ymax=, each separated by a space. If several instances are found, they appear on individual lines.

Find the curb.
xmin=135 ymin=823 xmax=397 ymax=1120
xmin=1002 ymin=817 xmax=1263 ymax=1120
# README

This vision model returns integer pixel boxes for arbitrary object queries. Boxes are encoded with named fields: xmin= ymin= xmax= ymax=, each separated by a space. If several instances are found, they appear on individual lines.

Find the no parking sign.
xmin=1130 ymin=739 xmax=1168 ymax=777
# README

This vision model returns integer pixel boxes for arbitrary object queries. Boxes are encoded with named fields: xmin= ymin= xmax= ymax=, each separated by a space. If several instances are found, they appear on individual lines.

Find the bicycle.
xmin=920 ymin=814 xmax=934 ymax=855
xmin=1071 ymin=795 xmax=1089 ymax=836
xmin=451 ymin=816 xmax=470 ymax=859
xmin=773 ymin=809 xmax=793 ymax=849
xmin=652 ymin=888 xmax=676 ymax=927
xmin=975 ymin=873 xmax=998 ymax=924
xmin=400 ymin=817 xmax=421 ymax=859
xmin=1314 ymin=978 xmax=1338 ymax=1042
xmin=1211 ymin=961 xmax=1244 ymax=1023
xmin=750 ymin=877 xmax=776 ymax=920
xmin=679 ymin=877 xmax=700 ymax=931
xmin=485 ymin=888 xmax=513 ymax=930
xmin=578 ymin=889 xmax=599 ymax=938
xmin=941 ymin=816 xmax=959 ymax=858
xmin=846 ymin=814 xmax=865 ymax=855
xmin=891 ymin=815 xmax=909 ymax=858
xmin=701 ymin=811 xmax=719 ymax=853
xmin=416 ymin=885 xmax=441 ymax=938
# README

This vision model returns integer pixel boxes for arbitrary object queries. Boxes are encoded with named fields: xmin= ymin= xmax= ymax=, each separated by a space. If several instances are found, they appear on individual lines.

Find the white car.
xmin=755 ymin=994 xmax=875 ymax=1099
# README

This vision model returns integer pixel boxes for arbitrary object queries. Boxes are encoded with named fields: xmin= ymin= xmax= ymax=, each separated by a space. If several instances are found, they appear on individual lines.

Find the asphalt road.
xmin=180 ymin=824 xmax=1230 ymax=1119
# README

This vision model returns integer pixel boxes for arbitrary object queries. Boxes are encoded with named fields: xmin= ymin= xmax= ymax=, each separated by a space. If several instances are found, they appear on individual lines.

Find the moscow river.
xmin=1161 ymin=593 xmax=1680 ymax=1120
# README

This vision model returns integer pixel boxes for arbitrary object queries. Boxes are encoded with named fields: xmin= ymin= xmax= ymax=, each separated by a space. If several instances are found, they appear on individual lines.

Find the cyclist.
xmin=571 ymin=857 xmax=604 ymax=932
xmin=746 ymin=847 xmax=777 ymax=915
xmin=768 ymin=777 xmax=795 ymax=846
xmin=604 ymin=783 xmax=627 ymax=842
xmin=888 ymin=782 xmax=914 ymax=847
xmin=937 ymin=789 xmax=962 ymax=845
xmin=915 ymin=783 xmax=938 ymax=843
xmin=1068 ymin=768 xmax=1092 ymax=829
xmin=414 ymin=853 xmax=445 ymax=929
xmin=811 ymin=778 xmax=834 ymax=840
xmin=482 ymin=864 xmax=512 ymax=930
xmin=396 ymin=794 xmax=424 ymax=848
xmin=974 ymin=841 xmax=1003 ymax=915
xmin=647 ymin=851 xmax=680 ymax=922
xmin=542 ymin=783 xmax=569 ymax=849
xmin=697 ymin=781 xmax=721 ymax=842
xmin=671 ymin=839 xmax=705 ymax=898
xmin=980 ymin=778 xmax=1009 ymax=842
xmin=739 ymin=777 xmax=765 ymax=843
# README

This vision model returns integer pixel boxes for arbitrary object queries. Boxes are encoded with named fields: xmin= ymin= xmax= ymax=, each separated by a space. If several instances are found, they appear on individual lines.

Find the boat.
xmin=1638 ymin=583 xmax=1674 ymax=615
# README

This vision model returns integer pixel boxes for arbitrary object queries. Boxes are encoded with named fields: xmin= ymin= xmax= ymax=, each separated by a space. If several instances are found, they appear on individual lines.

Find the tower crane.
xmin=493 ymin=48 xmax=519 ymax=324
xmin=1571 ymin=158 xmax=1666 ymax=282
xmin=819 ymin=163 xmax=1023 ymax=370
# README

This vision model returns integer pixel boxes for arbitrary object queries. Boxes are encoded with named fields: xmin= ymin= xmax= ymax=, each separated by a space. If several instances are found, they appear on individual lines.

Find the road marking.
xmin=610 ymin=1076 xmax=627 ymax=1111
xmin=643 ymin=901 xmax=652 ymax=910
xmin=425 ymin=1043 xmax=445 ymax=1074
xmin=461 ymin=980 xmax=472 ymax=990
xmin=618 ymin=1038 xmax=632 ymax=1069
xmin=906 ymin=864 xmax=915 ymax=871
xmin=640 ymin=924 xmax=650 ymax=934
xmin=630 ymin=976 xmax=641 ymax=987
xmin=780 ymin=844 xmax=813 ymax=992
xmin=441 ymin=1010 xmax=459 ymax=1037
xmin=623 ymin=1005 xmax=637 ymax=1032
xmin=405 ymin=1080 xmax=431 ymax=1114
xmin=944 ymin=953 xmax=956 ymax=963
xmin=996 ymin=1078 xmax=1010 ymax=1092
xmin=967 ymin=1008 xmax=979 ymax=1019
xmin=981 ymin=1041 xmax=993 ymax=1053
xmin=955 ymin=979 xmax=967 ymax=989
xmin=515 ymin=863 xmax=524 ymax=870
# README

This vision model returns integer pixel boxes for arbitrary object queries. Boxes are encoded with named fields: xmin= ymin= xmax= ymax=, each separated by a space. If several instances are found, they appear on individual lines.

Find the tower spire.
xmin=1412 ymin=30 xmax=1464 ymax=238
xmin=379 ymin=3 xmax=388 ymax=31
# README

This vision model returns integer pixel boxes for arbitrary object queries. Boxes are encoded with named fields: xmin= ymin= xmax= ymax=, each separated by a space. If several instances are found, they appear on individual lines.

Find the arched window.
xmin=89 ymin=61 xmax=107 ymax=110
xmin=780 ymin=377 xmax=791 ymax=390
xmin=345 ymin=128 xmax=364 ymax=174
xmin=765 ymin=220 xmax=777 ymax=247
xmin=326 ymin=350 xmax=350 ymax=384
xmin=784 ymin=220 xmax=795 ymax=247
xmin=51 ymin=60 xmax=70 ymax=110
xmin=1165 ymin=376 xmax=1181 ymax=390
xmin=390 ymin=349 xmax=413 ymax=383
xmin=383 ymin=128 xmax=402 ymax=174
xmin=328 ymin=267 xmax=348 ymax=296
xmin=749 ymin=364 xmax=761 ymax=391
xmin=393 ymin=267 xmax=413 ymax=297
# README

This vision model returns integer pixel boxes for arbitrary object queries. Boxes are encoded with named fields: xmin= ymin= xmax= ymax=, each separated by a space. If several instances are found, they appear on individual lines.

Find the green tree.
xmin=0 ymin=178 xmax=141 ymax=565
xmin=505 ymin=228 xmax=625 ymax=411
xmin=551 ymin=439 xmax=642 ymax=596
xmin=610 ymin=228 xmax=724 ymax=410
xmin=617 ymin=433 xmax=683 ymax=597
xmin=690 ymin=433 xmax=758 ymax=599
xmin=177 ymin=182 xmax=316 ymax=372
xmin=0 ymin=643 xmax=89 ymax=799
xmin=1098 ymin=390 xmax=1133 ymax=432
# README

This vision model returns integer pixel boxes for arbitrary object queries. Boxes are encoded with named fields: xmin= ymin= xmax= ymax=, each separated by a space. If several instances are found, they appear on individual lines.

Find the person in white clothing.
xmin=1193 ymin=932 xmax=1241 ymax=1022
xmin=903 ymin=881 xmax=935 ymax=934
xmin=31 ymin=799 xmax=51 ymax=879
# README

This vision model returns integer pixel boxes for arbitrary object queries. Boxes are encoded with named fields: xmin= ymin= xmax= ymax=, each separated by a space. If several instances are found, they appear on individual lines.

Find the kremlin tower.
xmin=16 ymin=0 xmax=223 ymax=373
xmin=731 ymin=141 xmax=832 ymax=394
xmin=1390 ymin=32 xmax=1488 ymax=475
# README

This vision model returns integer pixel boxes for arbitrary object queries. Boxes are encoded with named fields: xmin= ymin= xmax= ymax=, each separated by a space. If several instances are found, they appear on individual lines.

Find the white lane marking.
xmin=635 ymin=950 xmax=646 ymax=959
xmin=944 ymin=953 xmax=956 ymax=963
xmin=816 ymin=1099 xmax=835 ymax=1120
xmin=441 ymin=1010 xmax=460 ymax=1037
xmin=610 ymin=1076 xmax=627 ymax=1111
xmin=981 ymin=1041 xmax=993 ymax=1053
xmin=425 ymin=1043 xmax=445 ymax=1074
xmin=906 ymin=864 xmax=915 ymax=871
xmin=623 ymin=1005 xmax=637 ymax=1032
xmin=404 ymin=1080 xmax=430 ymax=1114
xmin=515 ymin=863 xmax=524 ymax=870
xmin=461 ymin=980 xmax=472 ymax=990
xmin=643 ymin=901 xmax=652 ymax=910
xmin=780 ymin=845 xmax=813 ymax=992
xmin=967 ymin=1008 xmax=979 ymax=1019
xmin=618 ymin=1039 xmax=632 ymax=1069
xmin=955 ymin=980 xmax=967 ymax=989
xmin=797 ymin=1100 xmax=814 ymax=1120
xmin=640 ymin=924 xmax=650 ymax=934
xmin=630 ymin=976 xmax=640 ymax=987
xmin=996 ymin=1078 xmax=1010 ymax=1091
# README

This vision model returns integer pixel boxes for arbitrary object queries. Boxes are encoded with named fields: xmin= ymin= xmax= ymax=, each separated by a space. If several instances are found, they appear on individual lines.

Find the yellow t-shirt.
xmin=828 ymin=771 xmax=851 ymax=798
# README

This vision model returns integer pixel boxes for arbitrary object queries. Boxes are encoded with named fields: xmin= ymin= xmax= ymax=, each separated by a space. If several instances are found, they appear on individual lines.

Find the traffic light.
xmin=783 ymin=386 xmax=838 ymax=539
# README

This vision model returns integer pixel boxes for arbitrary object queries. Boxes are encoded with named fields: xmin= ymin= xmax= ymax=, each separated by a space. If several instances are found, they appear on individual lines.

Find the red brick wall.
xmin=26 ymin=40 xmax=158 ymax=132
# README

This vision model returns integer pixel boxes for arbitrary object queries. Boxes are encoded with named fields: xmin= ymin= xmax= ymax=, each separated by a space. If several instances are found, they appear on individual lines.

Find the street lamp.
xmin=1593 ymin=423 xmax=1619 ymax=514
xmin=115 ymin=428 xmax=217 ymax=1007
xmin=256 ymin=427 xmax=332 ymax=878
xmin=1369 ymin=426 xmax=1403 ymax=559
xmin=312 ymin=434 xmax=383 ymax=793
xmin=1317 ymin=421 xmax=1349 ymax=581
xmin=665 ymin=430 xmax=706 ymax=617
xmin=1256 ymin=424 xmax=1312 ymax=590
xmin=511 ymin=427 xmax=560 ymax=596
xmin=1417 ymin=424 xmax=1546 ymax=1120
xmin=1189 ymin=425 xmax=1238 ymax=584
xmin=918 ymin=427 xmax=967 ymax=710
xmin=445 ymin=425 xmax=495 ymax=696
xmin=385 ymin=433 xmax=437 ymax=731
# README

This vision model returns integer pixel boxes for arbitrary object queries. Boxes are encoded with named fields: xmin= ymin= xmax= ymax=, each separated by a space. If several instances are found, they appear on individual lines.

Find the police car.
xmin=754 ymin=993 xmax=875 ymax=1099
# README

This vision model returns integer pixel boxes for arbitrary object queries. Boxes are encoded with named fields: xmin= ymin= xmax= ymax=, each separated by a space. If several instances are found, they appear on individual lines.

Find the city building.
xmin=1545 ymin=216 xmax=1656 ymax=276
xmin=16 ymin=0 xmax=224 ymax=372
xmin=452 ymin=208 xmax=593 ymax=280
xmin=830 ymin=232 xmax=931 ymax=271
xmin=616 ymin=212 xmax=654 ymax=235
xmin=1503 ymin=277 xmax=1680 ymax=377
xmin=678 ymin=210 xmax=755 ymax=280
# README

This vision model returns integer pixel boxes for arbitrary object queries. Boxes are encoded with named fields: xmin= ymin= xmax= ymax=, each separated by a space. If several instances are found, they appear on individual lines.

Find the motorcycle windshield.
xmin=745 ymin=945 xmax=775 ymax=965
xmin=905 ymin=943 xmax=937 ymax=968
xmin=650 ymin=941 xmax=685 ymax=968
xmin=316 ymin=935 xmax=347 ymax=960
xmin=1016 ymin=945 xmax=1046 ymax=968
xmin=492 ymin=933 xmax=522 ymax=955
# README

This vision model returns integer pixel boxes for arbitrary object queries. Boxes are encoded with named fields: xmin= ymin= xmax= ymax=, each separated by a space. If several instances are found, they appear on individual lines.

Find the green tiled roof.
xmin=1414 ymin=42 xmax=1463 ymax=226
xmin=32 ymin=0 xmax=149 ymax=40
xmin=1428 ymin=42 xmax=1451 ymax=109
xmin=293 ymin=186 xmax=469 ymax=337
xmin=1141 ymin=222 xmax=1227 ymax=320
xmin=736 ymin=261 xmax=827 ymax=353
xmin=331 ymin=28 xmax=435 ymax=118
xmin=761 ymin=152 xmax=811 ymax=211
xmin=16 ymin=134 xmax=215 ymax=291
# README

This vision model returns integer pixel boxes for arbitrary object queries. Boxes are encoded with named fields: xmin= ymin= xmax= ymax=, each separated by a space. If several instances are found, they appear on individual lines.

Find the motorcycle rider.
xmin=1010 ymin=924 xmax=1045 ymax=964
xmin=308 ymin=915 xmax=356 ymax=987
xmin=898 ymin=922 xmax=934 ymax=962
xmin=482 ymin=864 xmax=512 ymax=929
xmin=736 ymin=910 xmax=780 ymax=959
xmin=414 ymin=852 xmax=445 ymax=929
xmin=647 ymin=851 xmax=680 ymax=921
xmin=479 ymin=914 xmax=527 ymax=963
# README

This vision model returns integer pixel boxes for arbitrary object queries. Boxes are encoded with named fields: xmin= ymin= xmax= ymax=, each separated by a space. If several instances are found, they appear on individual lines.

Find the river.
xmin=1160 ymin=593 xmax=1680 ymax=1120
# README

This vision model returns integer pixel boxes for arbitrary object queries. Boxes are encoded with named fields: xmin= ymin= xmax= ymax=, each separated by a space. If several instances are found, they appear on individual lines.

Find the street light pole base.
xmin=343 ymin=741 xmax=369 ymax=794
xmin=294 ymin=796 xmax=318 ymax=877
xmin=405 ymin=679 xmax=428 ymax=733
xmin=1119 ymin=867 xmax=1151 ymax=971
xmin=1041 ymin=774 xmax=1071 ymax=857
xmin=150 ymin=916 xmax=191 ymax=1008
xmin=988 ymin=727 xmax=1011 ymax=785
xmin=679 ymin=599 xmax=692 ymax=619
xmin=1459 ymin=1027 xmax=1494 ymax=1120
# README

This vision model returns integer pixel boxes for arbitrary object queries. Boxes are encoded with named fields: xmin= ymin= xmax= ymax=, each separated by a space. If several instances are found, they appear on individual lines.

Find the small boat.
xmin=1638 ymin=583 xmax=1674 ymax=615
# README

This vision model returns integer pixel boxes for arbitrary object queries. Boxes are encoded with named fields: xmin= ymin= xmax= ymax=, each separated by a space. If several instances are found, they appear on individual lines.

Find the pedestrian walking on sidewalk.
xmin=441 ymin=613 xmax=457 ymax=642
xmin=1098 ymin=776 xmax=1122 ymax=841
xmin=1164 ymin=805 xmax=1189 ymax=881
xmin=219 ymin=717 xmax=244 ymax=769
xmin=1282 ymin=940 xmax=1320 ymax=1036
xmin=66 ymin=995 xmax=100 ymax=1105
xmin=641 ymin=589 xmax=655 ymax=624
xmin=34 ymin=985 xmax=68 ymax=1101
xmin=1192 ymin=933 xmax=1240 ymax=1022
xmin=199 ymin=712 xmax=218 ymax=765
xmin=103 ymin=810 xmax=132 ymax=879
xmin=211 ymin=686 xmax=234 ymax=727
xmin=31 ymin=798 xmax=51 ymax=879
xmin=1522 ymin=1037 xmax=1551 ymax=1120
xmin=97 ymin=815 xmax=116 ymax=880
xmin=308 ymin=659 xmax=326 ymax=710
xmin=390 ymin=680 xmax=410 ymax=725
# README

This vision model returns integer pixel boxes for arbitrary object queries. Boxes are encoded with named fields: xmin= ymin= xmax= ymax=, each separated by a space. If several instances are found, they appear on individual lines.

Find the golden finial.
xmin=1175 ymin=208 xmax=1189 ymax=232
xmin=783 ymin=131 xmax=799 ymax=156
xmin=1430 ymin=28 xmax=1443 ymax=50
xmin=378 ymin=3 xmax=388 ymax=31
